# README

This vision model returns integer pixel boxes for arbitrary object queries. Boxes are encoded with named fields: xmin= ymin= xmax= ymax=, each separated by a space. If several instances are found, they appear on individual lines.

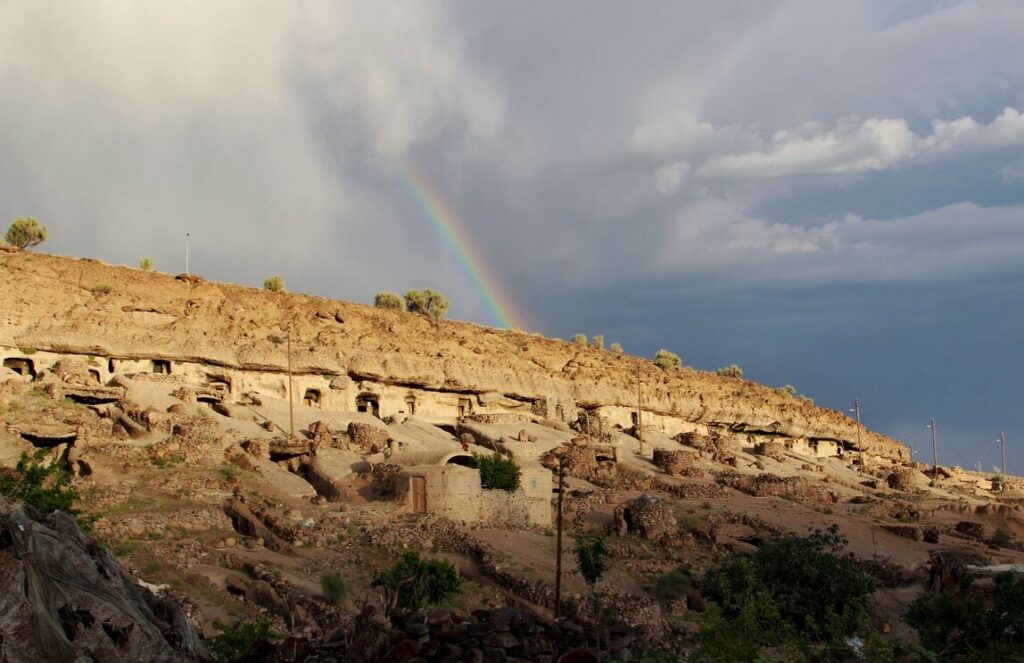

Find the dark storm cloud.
xmin=1 ymin=1 xmax=1022 ymax=470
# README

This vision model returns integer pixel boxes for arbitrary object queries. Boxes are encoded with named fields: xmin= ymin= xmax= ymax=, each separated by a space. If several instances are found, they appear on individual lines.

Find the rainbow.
xmin=399 ymin=161 xmax=531 ymax=331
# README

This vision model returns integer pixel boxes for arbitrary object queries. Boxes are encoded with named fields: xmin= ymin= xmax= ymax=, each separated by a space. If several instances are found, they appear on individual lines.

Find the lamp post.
xmin=849 ymin=400 xmax=864 ymax=470
xmin=927 ymin=419 xmax=938 ymax=477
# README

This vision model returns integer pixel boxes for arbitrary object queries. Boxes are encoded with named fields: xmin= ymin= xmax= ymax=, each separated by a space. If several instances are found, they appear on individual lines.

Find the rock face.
xmin=614 ymin=494 xmax=677 ymax=540
xmin=0 ymin=252 xmax=908 ymax=461
xmin=0 ymin=498 xmax=205 ymax=662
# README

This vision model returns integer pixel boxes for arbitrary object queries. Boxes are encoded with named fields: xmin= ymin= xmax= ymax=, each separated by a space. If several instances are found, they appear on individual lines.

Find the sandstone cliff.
xmin=0 ymin=252 xmax=907 ymax=460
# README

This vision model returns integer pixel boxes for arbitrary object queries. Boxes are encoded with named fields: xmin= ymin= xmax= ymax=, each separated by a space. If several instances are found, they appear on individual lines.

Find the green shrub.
xmin=574 ymin=529 xmax=609 ymax=591
xmin=591 ymin=335 xmax=604 ymax=350
xmin=609 ymin=342 xmax=623 ymax=355
xmin=372 ymin=551 xmax=460 ymax=613
xmin=992 ymin=527 xmax=1014 ymax=548
xmin=654 ymin=349 xmax=681 ymax=370
xmin=715 ymin=364 xmax=743 ymax=378
xmin=698 ymin=526 xmax=875 ymax=656
xmin=263 ymin=275 xmax=285 ymax=292
xmin=138 ymin=257 xmax=153 ymax=271
xmin=0 ymin=450 xmax=84 ymax=524
xmin=320 ymin=570 xmax=347 ymax=606
xmin=907 ymin=572 xmax=1024 ymax=661
xmin=774 ymin=384 xmax=797 ymax=398
xmin=374 ymin=291 xmax=403 ymax=310
xmin=571 ymin=333 xmax=588 ymax=346
xmin=206 ymin=618 xmax=277 ymax=662
xmin=404 ymin=289 xmax=450 ymax=319
xmin=651 ymin=568 xmax=692 ymax=603
xmin=472 ymin=453 xmax=521 ymax=491
xmin=5 ymin=217 xmax=48 ymax=250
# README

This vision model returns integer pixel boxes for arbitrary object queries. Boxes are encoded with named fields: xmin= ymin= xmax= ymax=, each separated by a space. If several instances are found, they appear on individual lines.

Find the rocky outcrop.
xmin=0 ymin=498 xmax=205 ymax=662
xmin=0 ymin=252 xmax=908 ymax=461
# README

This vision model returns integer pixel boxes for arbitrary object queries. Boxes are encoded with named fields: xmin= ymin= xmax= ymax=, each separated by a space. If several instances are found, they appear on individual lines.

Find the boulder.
xmin=0 ymin=498 xmax=205 ymax=662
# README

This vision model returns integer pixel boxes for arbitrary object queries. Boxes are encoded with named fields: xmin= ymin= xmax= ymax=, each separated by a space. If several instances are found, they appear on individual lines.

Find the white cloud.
xmin=694 ymin=108 xmax=1024 ymax=180
xmin=657 ymin=202 xmax=1024 ymax=285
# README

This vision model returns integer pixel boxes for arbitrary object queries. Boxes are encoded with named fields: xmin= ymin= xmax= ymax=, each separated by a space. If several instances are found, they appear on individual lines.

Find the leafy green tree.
xmin=574 ymin=529 xmax=609 ymax=592
xmin=404 ymin=289 xmax=450 ymax=319
xmin=374 ymin=291 xmax=403 ymax=310
xmin=907 ymin=572 xmax=1024 ymax=662
xmin=206 ymin=618 xmax=276 ymax=661
xmin=571 ymin=333 xmax=588 ymax=346
xmin=715 ymin=364 xmax=743 ymax=378
xmin=699 ymin=526 xmax=875 ymax=652
xmin=591 ymin=335 xmax=604 ymax=350
xmin=0 ymin=450 xmax=81 ymax=520
xmin=471 ymin=452 xmax=521 ymax=491
xmin=609 ymin=342 xmax=623 ymax=355
xmin=138 ymin=257 xmax=153 ymax=271
xmin=372 ymin=551 xmax=460 ymax=613
xmin=654 ymin=349 xmax=681 ymax=370
xmin=5 ymin=217 xmax=48 ymax=250
xmin=263 ymin=275 xmax=285 ymax=292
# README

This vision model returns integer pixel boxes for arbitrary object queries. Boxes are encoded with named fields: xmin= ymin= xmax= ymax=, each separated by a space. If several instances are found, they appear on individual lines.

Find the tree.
xmin=263 ymin=275 xmax=285 ymax=292
xmin=700 ymin=526 xmax=875 ymax=650
xmin=471 ymin=453 xmax=521 ymax=491
xmin=372 ymin=551 xmax=460 ymax=614
xmin=139 ymin=257 xmax=153 ymax=271
xmin=0 ymin=449 xmax=85 ymax=527
xmin=907 ymin=573 xmax=1024 ymax=661
xmin=654 ymin=349 xmax=681 ymax=370
xmin=404 ymin=289 xmax=450 ymax=319
xmin=571 ymin=333 xmax=588 ymax=346
xmin=374 ymin=291 xmax=403 ymax=310
xmin=715 ymin=364 xmax=743 ymax=378
xmin=574 ymin=529 xmax=609 ymax=592
xmin=5 ymin=217 xmax=48 ymax=250
xmin=591 ymin=335 xmax=604 ymax=350
xmin=609 ymin=342 xmax=623 ymax=355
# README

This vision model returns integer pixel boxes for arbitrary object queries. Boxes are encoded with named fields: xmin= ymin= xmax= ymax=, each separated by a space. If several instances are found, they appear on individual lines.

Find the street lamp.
xmin=848 ymin=400 xmax=864 ymax=470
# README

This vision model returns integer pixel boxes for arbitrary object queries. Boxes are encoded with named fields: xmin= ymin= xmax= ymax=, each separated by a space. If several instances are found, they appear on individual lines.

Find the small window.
xmin=152 ymin=360 xmax=171 ymax=374
xmin=107 ymin=358 xmax=115 ymax=373
xmin=405 ymin=396 xmax=416 ymax=416
xmin=458 ymin=397 xmax=473 ymax=419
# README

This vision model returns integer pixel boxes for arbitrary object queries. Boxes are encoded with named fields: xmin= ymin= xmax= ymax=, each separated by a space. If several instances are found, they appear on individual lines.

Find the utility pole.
xmin=636 ymin=364 xmax=643 ymax=457
xmin=286 ymin=326 xmax=295 ymax=439
xmin=554 ymin=456 xmax=565 ymax=618
xmin=999 ymin=432 xmax=1007 ymax=475
xmin=185 ymin=232 xmax=190 ymax=275
xmin=852 ymin=400 xmax=864 ymax=470
xmin=928 ymin=418 xmax=938 ymax=477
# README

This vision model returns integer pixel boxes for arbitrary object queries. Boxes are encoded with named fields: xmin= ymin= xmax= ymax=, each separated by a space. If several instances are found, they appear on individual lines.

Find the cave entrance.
xmin=207 ymin=376 xmax=232 ymax=395
xmin=3 ymin=358 xmax=35 ymax=378
xmin=152 ymin=359 xmax=171 ymax=375
xmin=356 ymin=393 xmax=380 ymax=418
xmin=88 ymin=369 xmax=102 ymax=385
xmin=458 ymin=397 xmax=473 ymax=419
xmin=304 ymin=388 xmax=322 ymax=408
xmin=405 ymin=395 xmax=417 ymax=416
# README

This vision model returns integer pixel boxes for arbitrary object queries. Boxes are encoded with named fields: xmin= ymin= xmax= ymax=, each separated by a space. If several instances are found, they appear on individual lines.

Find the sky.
xmin=1 ymin=1 xmax=1021 ymax=473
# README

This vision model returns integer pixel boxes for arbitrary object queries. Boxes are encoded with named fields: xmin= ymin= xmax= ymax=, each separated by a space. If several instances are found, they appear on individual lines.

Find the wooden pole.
xmin=854 ymin=400 xmax=864 ymax=470
xmin=554 ymin=457 xmax=565 ymax=618
xmin=930 ymin=418 xmax=938 ymax=477
xmin=287 ymin=327 xmax=295 ymax=439
xmin=636 ymin=364 xmax=643 ymax=457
